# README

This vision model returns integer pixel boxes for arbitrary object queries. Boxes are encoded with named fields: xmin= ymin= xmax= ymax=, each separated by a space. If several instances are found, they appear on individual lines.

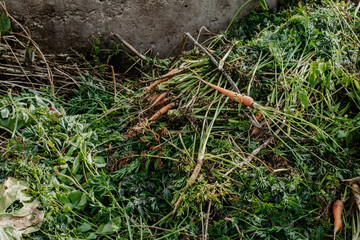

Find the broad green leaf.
xmin=68 ymin=190 xmax=82 ymax=204
xmin=75 ymin=195 xmax=87 ymax=210
xmin=58 ymin=193 xmax=70 ymax=205
xmin=96 ymin=223 xmax=115 ymax=235
xmin=86 ymin=232 xmax=97 ymax=239
xmin=94 ymin=156 xmax=105 ymax=164
xmin=77 ymin=222 xmax=92 ymax=233
xmin=72 ymin=155 xmax=80 ymax=174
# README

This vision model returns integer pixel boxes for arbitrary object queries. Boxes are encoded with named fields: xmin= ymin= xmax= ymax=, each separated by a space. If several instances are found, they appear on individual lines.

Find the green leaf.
xmin=77 ymin=222 xmax=92 ymax=233
xmin=314 ymin=225 xmax=325 ymax=240
xmin=354 ymin=79 xmax=360 ymax=91
xmin=298 ymin=91 xmax=308 ymax=108
xmin=58 ymin=193 xmax=70 ymax=205
xmin=68 ymin=190 xmax=82 ymax=204
xmin=72 ymin=155 xmax=80 ymax=174
xmin=96 ymin=223 xmax=115 ymax=235
xmin=337 ymin=130 xmax=347 ymax=138
xmin=0 ymin=13 xmax=10 ymax=35
xmin=110 ymin=216 xmax=122 ymax=232
xmin=76 ymin=193 xmax=88 ymax=210
xmin=94 ymin=156 xmax=106 ymax=168
xmin=274 ymin=148 xmax=286 ymax=156
xmin=332 ymin=103 xmax=340 ymax=112
xmin=86 ymin=232 xmax=97 ymax=239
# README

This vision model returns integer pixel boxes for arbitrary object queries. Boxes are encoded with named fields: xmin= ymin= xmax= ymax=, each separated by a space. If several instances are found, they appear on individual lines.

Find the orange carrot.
xmin=150 ymin=92 xmax=167 ymax=107
xmin=124 ymin=102 xmax=175 ymax=139
xmin=149 ymin=102 xmax=175 ymax=121
xmin=255 ymin=110 xmax=262 ymax=121
xmin=144 ymin=68 xmax=184 ymax=92
xmin=153 ymin=97 xmax=170 ymax=108
xmin=333 ymin=200 xmax=344 ymax=239
xmin=200 ymin=79 xmax=254 ymax=106
xmin=352 ymin=184 xmax=360 ymax=211
xmin=145 ymin=94 xmax=159 ymax=103
xmin=251 ymin=127 xmax=261 ymax=136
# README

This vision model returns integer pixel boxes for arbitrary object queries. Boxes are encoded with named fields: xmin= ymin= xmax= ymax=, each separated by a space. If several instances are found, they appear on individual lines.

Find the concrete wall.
xmin=3 ymin=0 xmax=277 ymax=57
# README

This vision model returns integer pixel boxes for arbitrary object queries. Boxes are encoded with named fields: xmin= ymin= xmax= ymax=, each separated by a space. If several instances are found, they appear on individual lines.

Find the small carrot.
xmin=124 ymin=102 xmax=175 ymax=139
xmin=200 ymin=79 xmax=254 ymax=106
xmin=153 ymin=97 xmax=170 ymax=108
xmin=145 ymin=94 xmax=159 ymax=103
xmin=251 ymin=127 xmax=261 ymax=136
xmin=150 ymin=92 xmax=167 ymax=107
xmin=352 ymin=184 xmax=360 ymax=211
xmin=149 ymin=102 xmax=175 ymax=121
xmin=255 ymin=110 xmax=262 ymax=121
xmin=333 ymin=200 xmax=344 ymax=239
xmin=144 ymin=68 xmax=184 ymax=92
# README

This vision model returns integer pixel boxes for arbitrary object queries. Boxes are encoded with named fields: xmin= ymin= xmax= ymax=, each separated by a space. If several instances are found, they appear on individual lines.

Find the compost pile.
xmin=1 ymin=0 xmax=360 ymax=239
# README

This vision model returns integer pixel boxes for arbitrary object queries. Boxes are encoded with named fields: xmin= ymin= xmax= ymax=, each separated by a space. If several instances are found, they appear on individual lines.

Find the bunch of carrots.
xmin=137 ymin=62 xmax=360 ymax=239
xmin=124 ymin=69 xmax=185 ymax=138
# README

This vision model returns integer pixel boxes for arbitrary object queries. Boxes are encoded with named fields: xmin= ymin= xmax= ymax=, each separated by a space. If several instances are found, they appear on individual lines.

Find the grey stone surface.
xmin=3 ymin=0 xmax=278 ymax=57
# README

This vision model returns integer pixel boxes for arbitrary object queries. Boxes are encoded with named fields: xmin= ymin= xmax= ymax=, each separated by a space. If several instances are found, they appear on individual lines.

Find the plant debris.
xmin=0 ymin=177 xmax=44 ymax=240
xmin=1 ymin=0 xmax=360 ymax=239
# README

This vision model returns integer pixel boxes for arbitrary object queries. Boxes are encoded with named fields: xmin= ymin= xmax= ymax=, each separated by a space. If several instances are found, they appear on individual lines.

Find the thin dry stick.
xmin=1 ymin=3 xmax=55 ymax=94
xmin=112 ymin=33 xmax=147 ymax=61
xmin=352 ymin=184 xmax=360 ymax=211
xmin=110 ymin=65 xmax=117 ymax=100
xmin=196 ymin=26 xmax=213 ymax=42
xmin=204 ymin=200 xmax=212 ymax=240
xmin=2 ymin=38 xmax=34 ymax=88
xmin=224 ymin=217 xmax=242 ymax=238
xmin=167 ymin=35 xmax=186 ymax=59
xmin=53 ymin=67 xmax=80 ymax=86
xmin=339 ymin=6 xmax=352 ymax=24
xmin=124 ymin=48 xmax=153 ymax=75
xmin=184 ymin=32 xmax=240 ymax=93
